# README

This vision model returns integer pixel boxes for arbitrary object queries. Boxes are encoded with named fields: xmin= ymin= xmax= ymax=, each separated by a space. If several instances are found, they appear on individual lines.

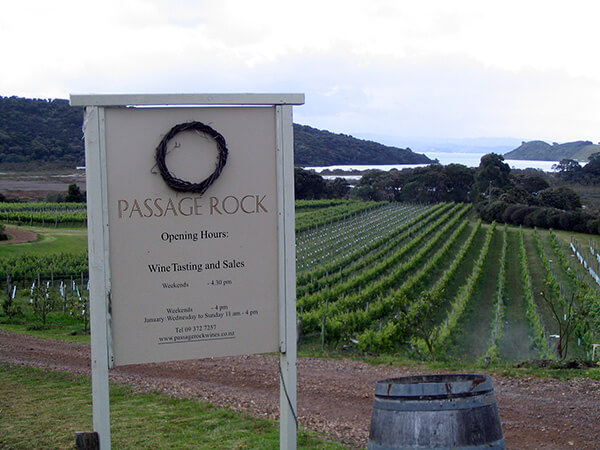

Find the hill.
xmin=504 ymin=140 xmax=600 ymax=161
xmin=0 ymin=96 xmax=83 ymax=169
xmin=293 ymin=124 xmax=432 ymax=165
xmin=0 ymin=96 xmax=432 ymax=169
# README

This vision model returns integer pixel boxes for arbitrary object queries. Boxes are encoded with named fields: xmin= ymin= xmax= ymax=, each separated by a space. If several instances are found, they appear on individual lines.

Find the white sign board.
xmin=105 ymin=106 xmax=279 ymax=365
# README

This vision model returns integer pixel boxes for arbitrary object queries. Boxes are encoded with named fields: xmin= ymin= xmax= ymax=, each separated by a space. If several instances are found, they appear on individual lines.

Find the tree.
xmin=553 ymin=159 xmax=582 ymax=182
xmin=353 ymin=170 xmax=390 ymax=201
xmin=514 ymin=173 xmax=550 ymax=194
xmin=0 ymin=96 xmax=85 ymax=170
xmin=473 ymin=153 xmax=512 ymax=201
xmin=444 ymin=164 xmax=474 ymax=202
xmin=498 ymin=186 xmax=532 ymax=205
xmin=539 ymin=186 xmax=581 ymax=211
xmin=479 ymin=200 xmax=509 ymax=223
xmin=405 ymin=291 xmax=444 ymax=356
xmin=351 ymin=185 xmax=380 ymax=201
xmin=1 ymin=275 xmax=22 ymax=320
xmin=394 ymin=166 xmax=450 ymax=203
xmin=507 ymin=205 xmax=537 ymax=226
xmin=540 ymin=289 xmax=590 ymax=360
xmin=582 ymin=152 xmax=600 ymax=181
xmin=65 ymin=183 xmax=85 ymax=203
xmin=325 ymin=178 xmax=350 ymax=198
xmin=30 ymin=281 xmax=59 ymax=326
xmin=294 ymin=168 xmax=327 ymax=200
xmin=354 ymin=164 xmax=474 ymax=204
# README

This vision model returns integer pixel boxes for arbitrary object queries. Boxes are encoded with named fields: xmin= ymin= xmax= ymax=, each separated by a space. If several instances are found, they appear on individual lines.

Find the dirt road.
xmin=1 ymin=329 xmax=599 ymax=448
xmin=0 ymin=227 xmax=37 ymax=245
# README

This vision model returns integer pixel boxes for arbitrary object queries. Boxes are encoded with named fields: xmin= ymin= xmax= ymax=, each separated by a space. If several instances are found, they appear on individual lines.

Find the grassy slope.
xmin=0 ymin=364 xmax=342 ymax=450
xmin=538 ymin=230 xmax=588 ymax=358
xmin=448 ymin=225 xmax=501 ymax=361
xmin=499 ymin=228 xmax=537 ymax=361
xmin=0 ymin=225 xmax=87 ymax=257
xmin=416 ymin=220 xmax=474 ymax=293
xmin=522 ymin=229 xmax=558 ymax=337
xmin=554 ymin=229 xmax=600 ymax=295
xmin=547 ymin=230 xmax=600 ymax=358
xmin=391 ymin=209 xmax=468 ymax=297
xmin=0 ymin=320 xmax=91 ymax=344
xmin=433 ymin=225 xmax=485 ymax=323
xmin=2 ymin=207 xmax=599 ymax=364
xmin=521 ymin=228 xmax=595 ymax=359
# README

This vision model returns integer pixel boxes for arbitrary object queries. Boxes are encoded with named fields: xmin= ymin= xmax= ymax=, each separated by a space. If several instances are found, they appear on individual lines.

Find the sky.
xmin=1 ymin=0 xmax=599 ymax=148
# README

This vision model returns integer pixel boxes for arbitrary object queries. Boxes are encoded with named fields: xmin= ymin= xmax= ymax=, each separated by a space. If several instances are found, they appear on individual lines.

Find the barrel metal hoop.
xmin=374 ymin=374 xmax=494 ymax=398
xmin=373 ymin=391 xmax=497 ymax=412
xmin=368 ymin=437 xmax=506 ymax=450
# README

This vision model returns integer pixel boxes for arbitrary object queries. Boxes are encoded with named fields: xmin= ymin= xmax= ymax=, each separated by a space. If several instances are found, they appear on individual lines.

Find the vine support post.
xmin=321 ymin=314 xmax=326 ymax=350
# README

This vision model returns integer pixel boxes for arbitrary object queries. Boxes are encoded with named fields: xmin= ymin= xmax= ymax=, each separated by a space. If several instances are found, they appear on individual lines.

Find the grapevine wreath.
xmin=155 ymin=121 xmax=228 ymax=194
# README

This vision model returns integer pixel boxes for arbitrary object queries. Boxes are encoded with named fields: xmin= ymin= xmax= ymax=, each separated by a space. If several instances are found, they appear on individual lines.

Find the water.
xmin=427 ymin=151 xmax=560 ymax=171
xmin=307 ymin=151 xmax=561 ymax=180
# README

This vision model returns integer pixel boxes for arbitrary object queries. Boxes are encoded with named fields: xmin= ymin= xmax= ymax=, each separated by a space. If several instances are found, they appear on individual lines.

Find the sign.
xmin=104 ymin=106 xmax=281 ymax=365
xmin=71 ymin=94 xmax=303 ymax=450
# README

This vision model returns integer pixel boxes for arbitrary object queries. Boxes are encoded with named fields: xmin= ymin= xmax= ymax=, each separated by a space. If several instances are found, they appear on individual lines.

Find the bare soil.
xmin=0 ymin=227 xmax=37 ymax=245
xmin=1 ymin=330 xmax=599 ymax=448
xmin=0 ymin=171 xmax=85 ymax=201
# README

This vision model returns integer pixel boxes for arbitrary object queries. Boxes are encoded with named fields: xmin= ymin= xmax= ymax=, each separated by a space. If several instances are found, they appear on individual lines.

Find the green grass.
xmin=496 ymin=362 xmax=600 ymax=381
xmin=0 ymin=321 xmax=91 ymax=344
xmin=500 ymin=229 xmax=536 ymax=361
xmin=2 ymin=214 xmax=600 ymax=367
xmin=448 ymin=226 xmax=502 ymax=361
xmin=298 ymin=340 xmax=600 ymax=380
xmin=417 ymin=221 xmax=474 ymax=292
xmin=554 ymin=229 xmax=600 ymax=295
xmin=522 ymin=228 xmax=558 ymax=335
xmin=0 ymin=300 xmax=92 ymax=343
xmin=0 ymin=225 xmax=87 ymax=257
xmin=0 ymin=363 xmax=345 ymax=450
xmin=433 ymin=224 xmax=485 ymax=322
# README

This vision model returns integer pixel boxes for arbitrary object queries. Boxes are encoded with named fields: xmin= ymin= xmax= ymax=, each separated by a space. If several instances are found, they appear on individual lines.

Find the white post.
xmin=83 ymin=106 xmax=112 ymax=449
xmin=276 ymin=104 xmax=297 ymax=449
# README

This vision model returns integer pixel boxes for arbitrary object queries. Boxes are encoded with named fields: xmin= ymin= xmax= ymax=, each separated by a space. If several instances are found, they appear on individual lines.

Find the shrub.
xmin=501 ymin=204 xmax=520 ymax=224
xmin=510 ymin=205 xmax=537 ymax=226
xmin=480 ymin=201 xmax=508 ymax=222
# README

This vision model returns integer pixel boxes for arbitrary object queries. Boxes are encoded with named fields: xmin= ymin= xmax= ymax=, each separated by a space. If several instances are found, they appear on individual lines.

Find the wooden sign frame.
xmin=70 ymin=93 xmax=304 ymax=449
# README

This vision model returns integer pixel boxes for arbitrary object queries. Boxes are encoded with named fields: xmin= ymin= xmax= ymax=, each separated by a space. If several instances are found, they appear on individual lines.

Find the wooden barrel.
xmin=368 ymin=374 xmax=505 ymax=449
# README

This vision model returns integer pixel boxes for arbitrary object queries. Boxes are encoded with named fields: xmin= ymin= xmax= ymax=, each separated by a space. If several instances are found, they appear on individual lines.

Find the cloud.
xmin=1 ymin=0 xmax=599 ymax=143
xmin=206 ymin=53 xmax=598 ymax=142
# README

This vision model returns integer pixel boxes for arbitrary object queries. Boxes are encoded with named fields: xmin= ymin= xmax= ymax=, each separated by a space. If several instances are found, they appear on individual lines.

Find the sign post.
xmin=71 ymin=93 xmax=304 ymax=449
